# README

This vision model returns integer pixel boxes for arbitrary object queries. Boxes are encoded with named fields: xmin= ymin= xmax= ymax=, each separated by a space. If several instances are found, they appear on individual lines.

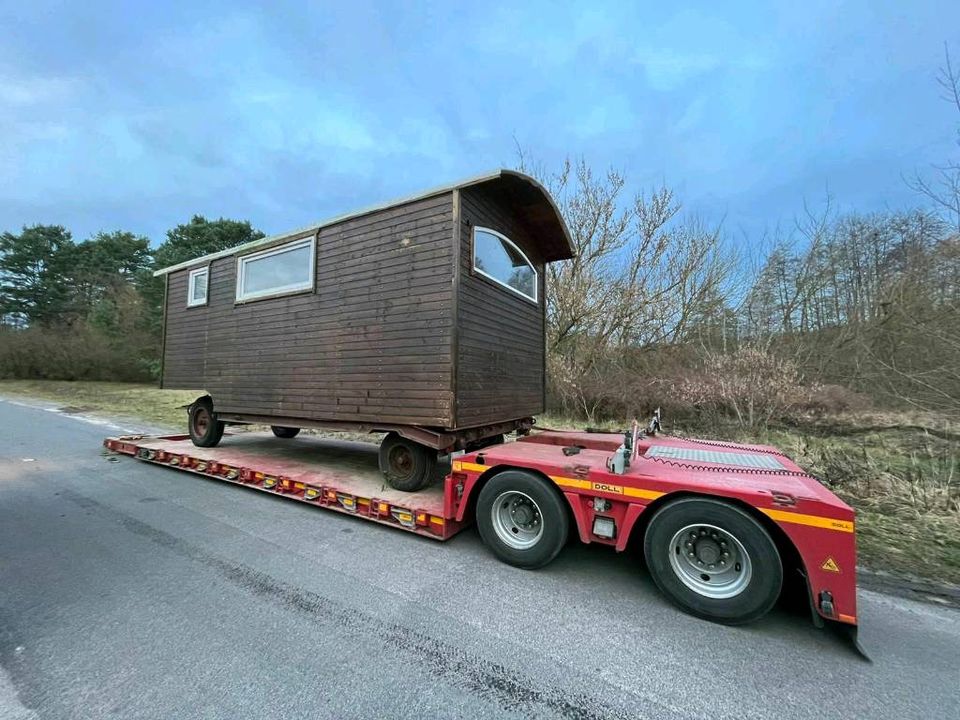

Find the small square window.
xmin=187 ymin=267 xmax=208 ymax=307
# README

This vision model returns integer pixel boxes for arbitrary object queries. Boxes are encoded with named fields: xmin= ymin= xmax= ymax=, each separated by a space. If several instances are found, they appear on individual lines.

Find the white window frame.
xmin=187 ymin=266 xmax=209 ymax=307
xmin=472 ymin=226 xmax=539 ymax=303
xmin=235 ymin=236 xmax=316 ymax=303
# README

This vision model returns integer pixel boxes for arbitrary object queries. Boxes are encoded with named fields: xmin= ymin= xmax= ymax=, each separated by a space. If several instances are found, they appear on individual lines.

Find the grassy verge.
xmin=0 ymin=380 xmax=197 ymax=429
xmin=0 ymin=380 xmax=381 ymax=443
xmin=750 ymin=422 xmax=960 ymax=587
xmin=4 ymin=381 xmax=957 ymax=586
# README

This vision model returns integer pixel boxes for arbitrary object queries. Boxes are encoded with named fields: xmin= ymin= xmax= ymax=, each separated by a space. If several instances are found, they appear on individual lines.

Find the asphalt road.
xmin=0 ymin=398 xmax=958 ymax=720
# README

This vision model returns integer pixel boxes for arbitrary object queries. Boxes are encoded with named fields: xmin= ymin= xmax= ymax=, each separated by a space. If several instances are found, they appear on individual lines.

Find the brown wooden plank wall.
xmin=455 ymin=186 xmax=546 ymax=427
xmin=162 ymin=192 xmax=456 ymax=426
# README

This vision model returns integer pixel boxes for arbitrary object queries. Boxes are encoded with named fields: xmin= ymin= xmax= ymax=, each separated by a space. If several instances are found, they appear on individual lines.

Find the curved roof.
xmin=153 ymin=169 xmax=574 ymax=276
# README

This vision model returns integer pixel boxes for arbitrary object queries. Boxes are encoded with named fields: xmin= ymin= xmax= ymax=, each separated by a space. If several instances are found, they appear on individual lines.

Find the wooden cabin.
xmin=155 ymin=170 xmax=574 ymax=490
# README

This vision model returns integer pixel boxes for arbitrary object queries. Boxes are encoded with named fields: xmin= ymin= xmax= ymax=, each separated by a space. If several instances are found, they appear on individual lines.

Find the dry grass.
xmin=0 ymin=379 xmax=381 ymax=443
xmin=751 ymin=423 xmax=960 ymax=586
xmin=0 ymin=379 xmax=196 ymax=429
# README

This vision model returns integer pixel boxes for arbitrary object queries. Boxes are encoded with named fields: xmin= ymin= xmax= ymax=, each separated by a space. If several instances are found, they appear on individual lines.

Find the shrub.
xmin=0 ymin=324 xmax=157 ymax=382
xmin=796 ymin=383 xmax=873 ymax=416
xmin=673 ymin=346 xmax=813 ymax=427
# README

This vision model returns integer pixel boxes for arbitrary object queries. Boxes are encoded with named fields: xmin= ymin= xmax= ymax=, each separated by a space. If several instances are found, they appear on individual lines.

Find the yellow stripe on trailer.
xmin=453 ymin=461 xmax=486 ymax=473
xmin=761 ymin=508 xmax=854 ymax=533
xmin=551 ymin=475 xmax=590 ymax=490
xmin=455 ymin=462 xmax=665 ymax=500
xmin=551 ymin=476 xmax=664 ymax=501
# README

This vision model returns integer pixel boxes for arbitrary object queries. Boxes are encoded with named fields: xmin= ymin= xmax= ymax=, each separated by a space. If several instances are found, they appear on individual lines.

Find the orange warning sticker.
xmin=821 ymin=557 xmax=841 ymax=573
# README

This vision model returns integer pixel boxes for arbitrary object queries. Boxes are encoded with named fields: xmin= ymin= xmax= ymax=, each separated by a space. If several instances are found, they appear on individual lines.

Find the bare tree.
xmin=517 ymin=154 xmax=733 ymax=421
xmin=909 ymin=43 xmax=960 ymax=231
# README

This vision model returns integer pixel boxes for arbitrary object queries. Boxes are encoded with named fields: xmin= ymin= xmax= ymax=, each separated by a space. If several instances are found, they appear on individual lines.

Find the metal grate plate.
xmin=645 ymin=445 xmax=785 ymax=470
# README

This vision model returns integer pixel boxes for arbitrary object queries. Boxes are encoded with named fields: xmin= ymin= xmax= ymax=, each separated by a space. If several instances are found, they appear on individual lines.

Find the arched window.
xmin=472 ymin=227 xmax=538 ymax=302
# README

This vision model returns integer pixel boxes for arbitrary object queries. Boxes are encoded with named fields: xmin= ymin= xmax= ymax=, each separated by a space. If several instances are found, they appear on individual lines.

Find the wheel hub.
xmin=669 ymin=524 xmax=752 ymax=599
xmin=695 ymin=538 xmax=721 ymax=565
xmin=193 ymin=408 xmax=210 ymax=435
xmin=491 ymin=490 xmax=544 ymax=550
xmin=389 ymin=446 xmax=413 ymax=476
xmin=511 ymin=501 xmax=534 ymax=526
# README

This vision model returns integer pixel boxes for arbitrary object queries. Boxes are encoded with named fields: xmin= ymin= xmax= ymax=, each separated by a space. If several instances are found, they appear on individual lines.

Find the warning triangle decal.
xmin=821 ymin=557 xmax=841 ymax=573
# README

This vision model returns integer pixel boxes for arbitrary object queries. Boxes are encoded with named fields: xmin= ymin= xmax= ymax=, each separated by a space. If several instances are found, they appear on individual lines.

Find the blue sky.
xmin=2 ymin=1 xmax=958 ymax=246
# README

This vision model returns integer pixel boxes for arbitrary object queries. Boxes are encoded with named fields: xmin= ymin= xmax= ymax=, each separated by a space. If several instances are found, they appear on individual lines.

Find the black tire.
xmin=271 ymin=426 xmax=300 ymax=439
xmin=188 ymin=397 xmax=224 ymax=448
xmin=476 ymin=470 xmax=569 ymax=569
xmin=378 ymin=433 xmax=436 ymax=492
xmin=643 ymin=497 xmax=782 ymax=625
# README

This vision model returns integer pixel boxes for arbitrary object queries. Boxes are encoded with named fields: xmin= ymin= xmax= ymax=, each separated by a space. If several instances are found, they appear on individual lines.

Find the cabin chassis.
xmin=215 ymin=411 xmax=534 ymax=452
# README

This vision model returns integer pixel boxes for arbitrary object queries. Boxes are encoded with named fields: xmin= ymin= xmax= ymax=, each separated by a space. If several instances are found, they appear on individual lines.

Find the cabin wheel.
xmin=476 ymin=470 xmax=569 ymax=569
xmin=271 ymin=426 xmax=300 ymax=439
xmin=643 ymin=497 xmax=782 ymax=625
xmin=188 ymin=397 xmax=225 ymax=448
xmin=378 ymin=433 xmax=436 ymax=492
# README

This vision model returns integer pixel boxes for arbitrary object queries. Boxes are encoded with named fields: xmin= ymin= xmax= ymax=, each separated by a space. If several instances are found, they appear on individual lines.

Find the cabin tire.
xmin=271 ymin=426 xmax=300 ymax=439
xmin=643 ymin=497 xmax=782 ymax=625
xmin=476 ymin=470 xmax=569 ymax=570
xmin=378 ymin=433 xmax=436 ymax=492
xmin=188 ymin=398 xmax=225 ymax=448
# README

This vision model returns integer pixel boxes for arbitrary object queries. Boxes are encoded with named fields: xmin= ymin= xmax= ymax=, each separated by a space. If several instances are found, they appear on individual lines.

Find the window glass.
xmin=236 ymin=237 xmax=314 ymax=302
xmin=473 ymin=228 xmax=537 ymax=302
xmin=187 ymin=267 xmax=208 ymax=307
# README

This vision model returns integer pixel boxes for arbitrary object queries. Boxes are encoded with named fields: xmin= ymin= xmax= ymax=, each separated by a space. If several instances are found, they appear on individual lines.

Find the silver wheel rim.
xmin=668 ymin=523 xmax=752 ymax=599
xmin=491 ymin=490 xmax=544 ymax=550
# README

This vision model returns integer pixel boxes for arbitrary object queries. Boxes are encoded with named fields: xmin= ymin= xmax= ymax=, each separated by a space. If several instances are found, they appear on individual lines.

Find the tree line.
xmin=0 ymin=217 xmax=263 ymax=380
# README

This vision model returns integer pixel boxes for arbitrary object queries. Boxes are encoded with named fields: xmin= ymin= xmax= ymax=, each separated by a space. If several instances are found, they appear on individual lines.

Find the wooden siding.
xmin=455 ymin=185 xmax=546 ymax=427
xmin=162 ymin=192 xmax=456 ymax=427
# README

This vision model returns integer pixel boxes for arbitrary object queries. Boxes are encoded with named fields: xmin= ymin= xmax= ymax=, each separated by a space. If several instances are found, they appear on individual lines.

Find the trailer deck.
xmin=103 ymin=433 xmax=464 ymax=539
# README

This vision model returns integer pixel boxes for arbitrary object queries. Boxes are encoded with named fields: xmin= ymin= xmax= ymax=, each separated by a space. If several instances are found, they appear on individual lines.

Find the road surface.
xmin=0 ymin=398 xmax=957 ymax=719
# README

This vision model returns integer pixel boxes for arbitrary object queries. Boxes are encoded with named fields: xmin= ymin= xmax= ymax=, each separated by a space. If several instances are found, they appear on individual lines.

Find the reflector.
xmin=592 ymin=516 xmax=616 ymax=539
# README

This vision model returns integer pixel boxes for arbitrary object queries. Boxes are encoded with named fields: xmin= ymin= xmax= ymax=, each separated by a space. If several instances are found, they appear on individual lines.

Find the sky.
xmin=2 ymin=0 xmax=959 ymax=247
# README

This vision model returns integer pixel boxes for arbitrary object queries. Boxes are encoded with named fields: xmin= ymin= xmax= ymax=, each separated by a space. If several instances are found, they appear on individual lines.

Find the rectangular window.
xmin=187 ymin=267 xmax=208 ymax=307
xmin=235 ymin=236 xmax=315 ymax=303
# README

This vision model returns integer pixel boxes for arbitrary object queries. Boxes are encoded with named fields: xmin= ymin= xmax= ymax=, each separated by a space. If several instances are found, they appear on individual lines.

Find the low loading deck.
xmin=103 ymin=433 xmax=464 ymax=540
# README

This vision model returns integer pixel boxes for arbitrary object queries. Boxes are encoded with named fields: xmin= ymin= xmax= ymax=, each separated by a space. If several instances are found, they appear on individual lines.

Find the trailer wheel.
xmin=476 ymin=470 xmax=569 ymax=569
xmin=271 ymin=426 xmax=300 ymax=439
xmin=643 ymin=497 xmax=782 ymax=625
xmin=188 ymin=398 xmax=224 ymax=448
xmin=378 ymin=433 xmax=436 ymax=492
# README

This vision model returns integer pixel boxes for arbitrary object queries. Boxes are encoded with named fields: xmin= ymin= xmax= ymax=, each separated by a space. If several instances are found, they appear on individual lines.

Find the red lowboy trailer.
xmin=103 ymin=423 xmax=860 ymax=642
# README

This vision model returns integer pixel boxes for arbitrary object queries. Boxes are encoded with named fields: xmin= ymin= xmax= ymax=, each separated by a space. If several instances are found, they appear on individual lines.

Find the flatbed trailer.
xmin=104 ymin=427 xmax=859 ymax=635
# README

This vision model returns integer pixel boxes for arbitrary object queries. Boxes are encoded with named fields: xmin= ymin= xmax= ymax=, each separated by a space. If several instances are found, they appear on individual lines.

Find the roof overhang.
xmin=153 ymin=169 xmax=574 ymax=276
